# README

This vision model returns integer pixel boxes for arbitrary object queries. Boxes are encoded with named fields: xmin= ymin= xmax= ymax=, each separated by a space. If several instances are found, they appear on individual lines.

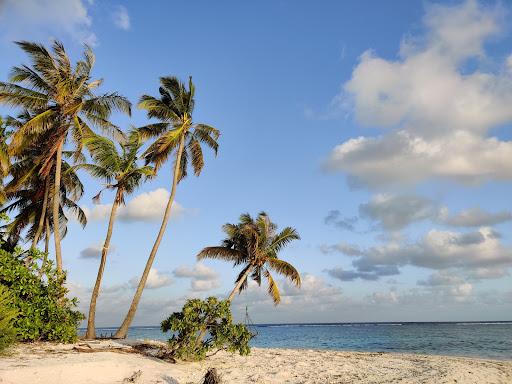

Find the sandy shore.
xmin=0 ymin=340 xmax=511 ymax=384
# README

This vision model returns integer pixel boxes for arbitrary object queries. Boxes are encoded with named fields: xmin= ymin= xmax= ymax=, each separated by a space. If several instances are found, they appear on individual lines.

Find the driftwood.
xmin=201 ymin=368 xmax=221 ymax=384
xmin=72 ymin=342 xmax=176 ymax=363
xmin=123 ymin=370 xmax=142 ymax=383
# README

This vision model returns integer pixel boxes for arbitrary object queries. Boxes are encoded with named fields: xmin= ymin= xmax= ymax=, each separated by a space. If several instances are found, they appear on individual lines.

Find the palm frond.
xmin=264 ymin=269 xmax=281 ymax=305
xmin=197 ymin=247 xmax=244 ymax=263
xmin=266 ymin=258 xmax=301 ymax=287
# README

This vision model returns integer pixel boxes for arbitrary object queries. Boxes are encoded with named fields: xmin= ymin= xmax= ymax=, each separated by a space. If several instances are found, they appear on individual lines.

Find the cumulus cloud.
xmin=112 ymin=5 xmax=130 ymax=30
xmin=84 ymin=189 xmax=186 ymax=223
xmin=129 ymin=268 xmax=172 ymax=289
xmin=326 ymin=194 xmax=511 ymax=233
xmin=327 ymin=0 xmax=512 ymax=187
xmin=173 ymin=263 xmax=220 ymax=292
xmin=0 ymin=0 xmax=97 ymax=45
xmin=359 ymin=194 xmax=436 ymax=231
xmin=232 ymin=273 xmax=344 ymax=310
xmin=418 ymin=271 xmax=465 ymax=287
xmin=326 ymin=227 xmax=512 ymax=281
xmin=438 ymin=207 xmax=512 ymax=227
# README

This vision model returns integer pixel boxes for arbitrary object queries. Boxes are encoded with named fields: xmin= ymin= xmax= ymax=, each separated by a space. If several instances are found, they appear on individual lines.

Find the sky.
xmin=0 ymin=0 xmax=511 ymax=326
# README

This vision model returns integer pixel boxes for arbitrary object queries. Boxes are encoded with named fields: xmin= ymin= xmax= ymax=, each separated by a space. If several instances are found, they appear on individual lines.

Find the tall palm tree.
xmin=79 ymin=131 xmax=154 ymax=339
xmin=198 ymin=212 xmax=301 ymax=304
xmin=0 ymin=40 xmax=131 ymax=272
xmin=114 ymin=76 xmax=219 ymax=338
xmin=1 ymin=157 xmax=86 ymax=248
xmin=0 ymin=117 xmax=11 ymax=204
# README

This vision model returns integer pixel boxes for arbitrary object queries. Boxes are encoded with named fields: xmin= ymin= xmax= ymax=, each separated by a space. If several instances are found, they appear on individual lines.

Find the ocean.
xmin=89 ymin=321 xmax=512 ymax=360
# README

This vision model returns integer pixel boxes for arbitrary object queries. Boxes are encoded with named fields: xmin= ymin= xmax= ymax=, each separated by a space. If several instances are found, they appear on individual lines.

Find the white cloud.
xmin=129 ymin=268 xmax=172 ymax=290
xmin=173 ymin=263 xmax=220 ymax=292
xmin=327 ymin=227 xmax=512 ymax=280
xmin=418 ymin=271 xmax=464 ymax=286
xmin=80 ymin=243 xmax=116 ymax=259
xmin=191 ymin=279 xmax=220 ymax=292
xmin=359 ymin=194 xmax=436 ymax=231
xmin=438 ymin=207 xmax=512 ymax=227
xmin=328 ymin=0 xmax=512 ymax=187
xmin=84 ymin=188 xmax=186 ymax=223
xmin=112 ymin=5 xmax=130 ymax=30
xmin=0 ymin=0 xmax=97 ymax=45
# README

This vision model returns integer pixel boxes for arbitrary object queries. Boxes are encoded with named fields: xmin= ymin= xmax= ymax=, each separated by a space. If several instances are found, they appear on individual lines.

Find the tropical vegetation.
xmin=0 ymin=39 xmax=301 ymax=354
xmin=161 ymin=297 xmax=252 ymax=361
xmin=0 ymin=248 xmax=83 ymax=342
xmin=0 ymin=284 xmax=18 ymax=353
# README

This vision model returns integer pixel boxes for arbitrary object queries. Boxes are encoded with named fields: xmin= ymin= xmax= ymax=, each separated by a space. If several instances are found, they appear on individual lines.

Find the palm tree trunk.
xmin=196 ymin=266 xmax=253 ymax=346
xmin=114 ymin=137 xmax=186 ymax=339
xmin=38 ymin=216 xmax=50 ymax=279
xmin=226 ymin=266 xmax=253 ymax=303
xmin=44 ymin=217 xmax=50 ymax=254
xmin=86 ymin=189 xmax=122 ymax=339
xmin=53 ymin=139 xmax=63 ymax=273
xmin=32 ymin=178 xmax=50 ymax=249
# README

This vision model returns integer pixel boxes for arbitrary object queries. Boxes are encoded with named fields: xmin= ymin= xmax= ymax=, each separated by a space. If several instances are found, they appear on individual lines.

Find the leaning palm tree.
xmin=79 ymin=131 xmax=154 ymax=339
xmin=198 ymin=212 xmax=301 ymax=304
xmin=0 ymin=40 xmax=131 ymax=272
xmin=114 ymin=76 xmax=219 ymax=338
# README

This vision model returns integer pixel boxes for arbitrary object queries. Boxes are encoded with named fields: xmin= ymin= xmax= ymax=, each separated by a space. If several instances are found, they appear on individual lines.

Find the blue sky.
xmin=1 ymin=0 xmax=511 ymax=325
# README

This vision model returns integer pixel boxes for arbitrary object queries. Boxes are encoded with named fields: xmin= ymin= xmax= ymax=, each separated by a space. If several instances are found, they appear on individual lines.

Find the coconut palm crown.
xmin=138 ymin=76 xmax=219 ymax=175
xmin=80 ymin=130 xmax=155 ymax=205
xmin=198 ymin=212 xmax=301 ymax=304
xmin=0 ymin=40 xmax=131 ymax=272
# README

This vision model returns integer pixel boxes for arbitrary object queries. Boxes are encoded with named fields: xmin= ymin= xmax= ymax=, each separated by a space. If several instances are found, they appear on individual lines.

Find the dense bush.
xmin=0 ymin=284 xmax=18 ymax=353
xmin=0 ymin=248 xmax=84 ymax=342
xmin=161 ymin=297 xmax=252 ymax=361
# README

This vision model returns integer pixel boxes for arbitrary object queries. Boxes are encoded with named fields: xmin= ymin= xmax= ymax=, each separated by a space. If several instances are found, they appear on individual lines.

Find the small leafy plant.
xmin=161 ymin=297 xmax=252 ymax=361
xmin=0 ymin=248 xmax=84 ymax=342
xmin=0 ymin=284 xmax=18 ymax=353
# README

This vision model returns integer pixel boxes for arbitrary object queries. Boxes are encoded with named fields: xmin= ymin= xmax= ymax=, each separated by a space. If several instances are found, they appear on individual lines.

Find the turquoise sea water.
xmin=88 ymin=322 xmax=512 ymax=360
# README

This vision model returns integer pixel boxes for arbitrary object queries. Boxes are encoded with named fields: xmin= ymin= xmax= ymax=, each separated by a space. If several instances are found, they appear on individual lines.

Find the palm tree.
xmin=79 ymin=131 xmax=154 ymax=339
xmin=0 ymin=117 xmax=11 ymax=204
xmin=0 ymin=40 xmax=131 ymax=272
xmin=1 ymin=157 xmax=86 ymax=248
xmin=198 ymin=212 xmax=301 ymax=304
xmin=114 ymin=76 xmax=219 ymax=338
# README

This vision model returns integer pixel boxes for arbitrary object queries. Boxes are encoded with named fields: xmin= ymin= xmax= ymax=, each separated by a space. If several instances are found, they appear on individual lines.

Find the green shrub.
xmin=0 ymin=284 xmax=18 ymax=353
xmin=161 ymin=297 xmax=252 ymax=361
xmin=0 ymin=248 xmax=84 ymax=342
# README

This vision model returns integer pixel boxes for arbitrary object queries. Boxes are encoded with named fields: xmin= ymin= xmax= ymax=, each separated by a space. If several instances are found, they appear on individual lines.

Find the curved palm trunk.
xmin=32 ymin=178 xmax=50 ymax=249
xmin=114 ymin=137 xmax=185 ymax=339
xmin=226 ymin=266 xmax=253 ymax=303
xmin=86 ymin=189 xmax=122 ymax=339
xmin=196 ymin=266 xmax=253 ymax=346
xmin=53 ymin=139 xmax=63 ymax=273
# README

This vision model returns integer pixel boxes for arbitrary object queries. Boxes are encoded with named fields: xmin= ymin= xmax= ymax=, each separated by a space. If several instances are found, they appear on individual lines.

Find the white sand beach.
xmin=0 ymin=341 xmax=511 ymax=384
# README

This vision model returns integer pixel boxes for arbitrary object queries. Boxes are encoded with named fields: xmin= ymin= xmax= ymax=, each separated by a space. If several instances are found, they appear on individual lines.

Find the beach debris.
xmin=123 ymin=370 xmax=142 ymax=383
xmin=201 ymin=368 xmax=221 ymax=384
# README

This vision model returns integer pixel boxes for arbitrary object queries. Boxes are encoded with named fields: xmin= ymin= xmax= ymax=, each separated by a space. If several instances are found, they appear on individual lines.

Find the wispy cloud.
xmin=112 ymin=5 xmax=130 ymax=30
xmin=0 ymin=0 xmax=97 ymax=45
